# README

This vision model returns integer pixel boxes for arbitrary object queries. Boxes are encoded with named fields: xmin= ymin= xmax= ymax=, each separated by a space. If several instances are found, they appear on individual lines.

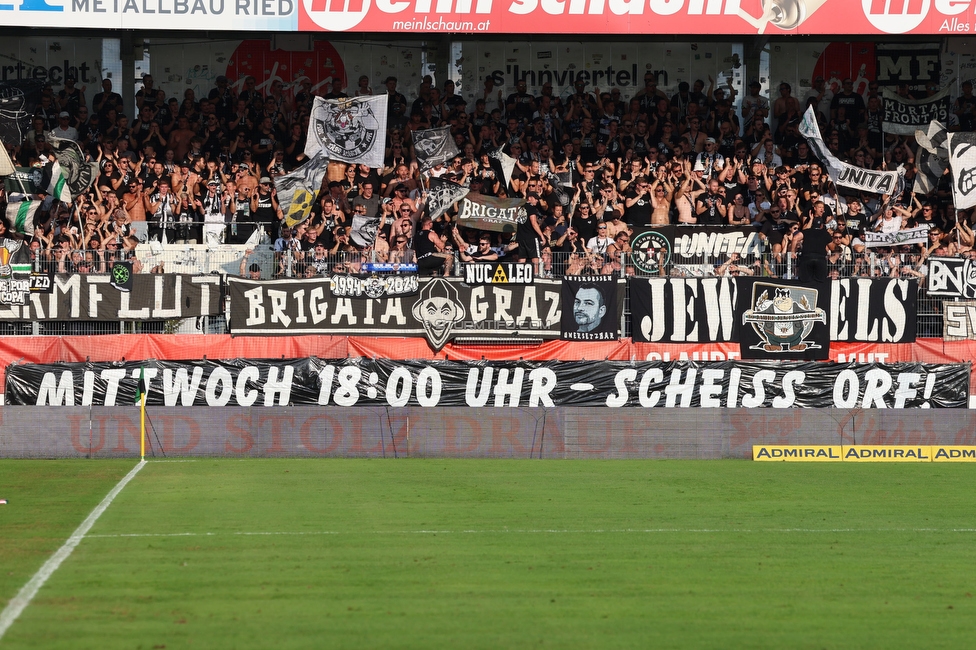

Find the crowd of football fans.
xmin=3 ymin=68 xmax=976 ymax=280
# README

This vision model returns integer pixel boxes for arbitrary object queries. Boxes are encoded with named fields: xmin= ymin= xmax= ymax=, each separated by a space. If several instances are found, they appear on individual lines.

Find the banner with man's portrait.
xmin=559 ymin=275 xmax=625 ymax=341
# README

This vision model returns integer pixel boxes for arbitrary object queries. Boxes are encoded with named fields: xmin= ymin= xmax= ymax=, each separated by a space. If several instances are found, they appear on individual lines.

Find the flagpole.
xmin=140 ymin=390 xmax=146 ymax=461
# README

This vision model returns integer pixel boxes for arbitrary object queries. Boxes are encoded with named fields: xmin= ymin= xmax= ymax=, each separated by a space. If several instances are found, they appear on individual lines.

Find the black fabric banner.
xmin=630 ymin=277 xmax=917 ymax=345
xmin=0 ymin=273 xmax=224 ymax=320
xmin=629 ymin=225 xmax=764 ymax=274
xmin=560 ymin=275 xmax=623 ymax=341
xmin=228 ymin=276 xmax=562 ymax=350
xmin=737 ymin=278 xmax=830 ymax=360
xmin=456 ymin=195 xmax=526 ymax=233
xmin=6 ymin=358 xmax=968 ymax=409
xmin=927 ymin=257 xmax=976 ymax=297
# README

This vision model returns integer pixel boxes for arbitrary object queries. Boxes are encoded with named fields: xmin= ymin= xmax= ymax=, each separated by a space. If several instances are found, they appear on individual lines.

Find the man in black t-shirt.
xmin=695 ymin=178 xmax=727 ymax=225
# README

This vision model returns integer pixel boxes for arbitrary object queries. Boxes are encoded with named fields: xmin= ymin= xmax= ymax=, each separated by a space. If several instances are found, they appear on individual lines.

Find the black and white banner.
xmin=915 ymin=121 xmax=949 ymax=195
xmin=948 ymin=132 xmax=976 ymax=210
xmin=629 ymin=225 xmax=765 ymax=273
xmin=882 ymin=87 xmax=952 ymax=135
xmin=560 ymin=275 xmax=624 ymax=341
xmin=0 ymin=273 xmax=223 ymax=320
xmin=738 ymin=279 xmax=830 ymax=361
xmin=927 ymin=256 xmax=976 ymax=297
xmin=7 ymin=358 xmax=967 ymax=409
xmin=629 ymin=277 xmax=916 ymax=344
xmin=944 ymin=301 xmax=976 ymax=341
xmin=329 ymin=274 xmax=419 ymax=298
xmin=305 ymin=95 xmax=388 ymax=168
xmin=799 ymin=106 xmax=902 ymax=195
xmin=228 ymin=276 xmax=562 ymax=351
xmin=863 ymin=225 xmax=930 ymax=248
xmin=426 ymin=177 xmax=470 ymax=221
xmin=48 ymin=136 xmax=97 ymax=199
xmin=456 ymin=195 xmax=527 ymax=233
xmin=413 ymin=126 xmax=460 ymax=171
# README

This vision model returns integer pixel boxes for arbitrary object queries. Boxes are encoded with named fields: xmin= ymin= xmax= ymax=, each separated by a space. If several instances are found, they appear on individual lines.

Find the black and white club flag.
xmin=413 ymin=126 xmax=460 ymax=171
xmin=915 ymin=121 xmax=948 ymax=195
xmin=488 ymin=146 xmax=518 ymax=188
xmin=548 ymin=170 xmax=573 ymax=206
xmin=305 ymin=95 xmax=388 ymax=168
xmin=799 ymin=106 xmax=902 ymax=195
xmin=426 ymin=176 xmax=470 ymax=221
xmin=948 ymin=131 xmax=976 ymax=210
xmin=882 ymin=86 xmax=953 ymax=135
xmin=350 ymin=213 xmax=381 ymax=248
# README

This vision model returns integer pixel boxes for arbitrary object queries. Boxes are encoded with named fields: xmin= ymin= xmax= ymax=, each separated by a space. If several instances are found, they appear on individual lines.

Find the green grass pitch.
xmin=2 ymin=459 xmax=976 ymax=648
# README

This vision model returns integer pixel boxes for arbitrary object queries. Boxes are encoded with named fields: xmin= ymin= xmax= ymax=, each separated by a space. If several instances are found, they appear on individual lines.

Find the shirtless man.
xmin=122 ymin=179 xmax=149 ymax=243
xmin=649 ymin=168 xmax=674 ymax=226
xmin=166 ymin=116 xmax=196 ymax=162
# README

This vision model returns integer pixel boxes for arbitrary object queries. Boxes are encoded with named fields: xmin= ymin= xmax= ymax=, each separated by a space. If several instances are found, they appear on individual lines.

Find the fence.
xmin=12 ymin=245 xmax=949 ymax=338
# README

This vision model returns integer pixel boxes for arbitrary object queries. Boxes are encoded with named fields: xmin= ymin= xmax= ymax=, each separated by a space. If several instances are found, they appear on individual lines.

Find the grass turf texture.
xmin=1 ymin=460 xmax=975 ymax=648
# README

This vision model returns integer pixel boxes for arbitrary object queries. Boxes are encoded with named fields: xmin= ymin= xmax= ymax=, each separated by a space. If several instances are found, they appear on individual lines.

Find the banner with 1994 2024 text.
xmin=4 ymin=359 xmax=968 ymax=409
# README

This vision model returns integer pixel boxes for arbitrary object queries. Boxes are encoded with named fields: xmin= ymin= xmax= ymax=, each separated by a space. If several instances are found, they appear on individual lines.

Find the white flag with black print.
xmin=426 ymin=176 xmax=470 ymax=221
xmin=915 ymin=121 xmax=949 ymax=195
xmin=305 ymin=95 xmax=388 ymax=168
xmin=799 ymin=106 xmax=903 ymax=195
xmin=948 ymin=131 xmax=976 ymax=210
xmin=488 ymin=146 xmax=518 ymax=188
xmin=350 ymin=213 xmax=381 ymax=249
xmin=413 ymin=126 xmax=460 ymax=171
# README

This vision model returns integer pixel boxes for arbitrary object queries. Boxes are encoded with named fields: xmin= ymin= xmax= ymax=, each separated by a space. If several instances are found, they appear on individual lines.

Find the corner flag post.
xmin=136 ymin=366 xmax=147 ymax=461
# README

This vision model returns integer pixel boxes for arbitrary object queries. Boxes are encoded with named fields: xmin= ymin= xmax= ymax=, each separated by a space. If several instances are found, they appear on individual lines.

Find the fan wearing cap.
xmin=693 ymin=137 xmax=725 ymax=179
xmin=50 ymin=111 xmax=79 ymax=140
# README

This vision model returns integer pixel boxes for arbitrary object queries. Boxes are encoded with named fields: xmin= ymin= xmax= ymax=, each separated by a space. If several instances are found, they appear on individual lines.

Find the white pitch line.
xmin=0 ymin=460 xmax=146 ymax=641
xmin=84 ymin=527 xmax=976 ymax=539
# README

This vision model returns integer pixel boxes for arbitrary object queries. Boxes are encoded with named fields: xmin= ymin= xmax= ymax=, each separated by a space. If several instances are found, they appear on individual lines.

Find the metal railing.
xmin=10 ymin=245 xmax=950 ymax=338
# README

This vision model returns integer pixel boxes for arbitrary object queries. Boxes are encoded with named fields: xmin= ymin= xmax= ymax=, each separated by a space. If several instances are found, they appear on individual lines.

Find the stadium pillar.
xmin=120 ymin=33 xmax=136 ymax=121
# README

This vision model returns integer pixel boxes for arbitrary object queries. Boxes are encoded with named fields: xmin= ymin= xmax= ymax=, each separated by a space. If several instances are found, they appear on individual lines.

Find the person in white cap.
xmin=694 ymin=137 xmax=725 ymax=179
xmin=50 ymin=111 xmax=78 ymax=140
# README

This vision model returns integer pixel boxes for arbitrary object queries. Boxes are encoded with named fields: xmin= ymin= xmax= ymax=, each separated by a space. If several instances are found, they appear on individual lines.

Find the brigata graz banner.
xmin=228 ymin=276 xmax=561 ymax=350
xmin=6 ymin=359 xmax=968 ymax=409
xmin=630 ymin=277 xmax=916 ymax=344
xmin=0 ymin=274 xmax=224 ymax=321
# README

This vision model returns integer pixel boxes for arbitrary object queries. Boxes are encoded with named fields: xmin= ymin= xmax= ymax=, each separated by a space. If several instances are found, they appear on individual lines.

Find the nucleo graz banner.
xmin=5 ymin=358 xmax=969 ymax=409
xmin=2 ymin=0 xmax=973 ymax=34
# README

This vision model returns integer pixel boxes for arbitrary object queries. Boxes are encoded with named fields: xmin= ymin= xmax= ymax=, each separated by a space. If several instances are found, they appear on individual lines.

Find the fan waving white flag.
xmin=948 ymin=132 xmax=976 ymax=210
xmin=305 ymin=95 xmax=388 ymax=168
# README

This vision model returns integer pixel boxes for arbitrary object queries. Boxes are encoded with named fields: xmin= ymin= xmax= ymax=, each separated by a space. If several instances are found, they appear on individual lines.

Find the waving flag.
xmin=43 ymin=160 xmax=71 ymax=204
xmin=276 ymin=152 xmax=330 ymax=227
xmin=948 ymin=131 xmax=976 ymax=210
xmin=426 ymin=176 xmax=470 ymax=221
xmin=305 ymin=95 xmax=388 ymax=168
xmin=914 ymin=121 xmax=949 ymax=195
xmin=4 ymin=200 xmax=39 ymax=235
xmin=413 ymin=126 xmax=460 ymax=171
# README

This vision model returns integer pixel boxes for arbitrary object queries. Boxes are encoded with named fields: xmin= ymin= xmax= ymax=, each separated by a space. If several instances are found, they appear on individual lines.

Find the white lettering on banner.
xmin=672 ymin=231 xmax=763 ymax=259
xmin=638 ymin=277 xmax=736 ymax=343
xmin=829 ymin=278 xmax=909 ymax=342
xmin=17 ymin=361 xmax=963 ymax=408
